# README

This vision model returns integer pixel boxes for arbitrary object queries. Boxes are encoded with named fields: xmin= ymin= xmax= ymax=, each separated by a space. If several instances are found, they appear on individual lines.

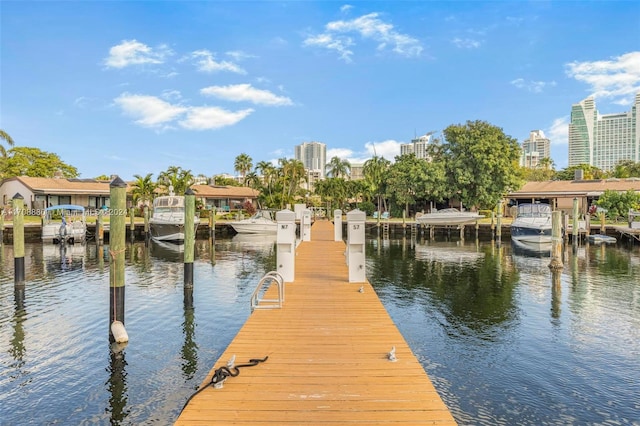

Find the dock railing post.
xmin=347 ymin=209 xmax=366 ymax=283
xmin=302 ymin=209 xmax=312 ymax=242
xmin=276 ymin=209 xmax=296 ymax=282
xmin=333 ymin=209 xmax=342 ymax=242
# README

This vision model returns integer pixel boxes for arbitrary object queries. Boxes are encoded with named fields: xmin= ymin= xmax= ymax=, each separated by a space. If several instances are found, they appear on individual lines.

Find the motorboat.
xmin=587 ymin=234 xmax=617 ymax=244
xmin=415 ymin=208 xmax=483 ymax=226
xmin=229 ymin=210 xmax=278 ymax=234
xmin=510 ymin=203 xmax=553 ymax=248
xmin=42 ymin=204 xmax=87 ymax=244
xmin=149 ymin=195 xmax=200 ymax=242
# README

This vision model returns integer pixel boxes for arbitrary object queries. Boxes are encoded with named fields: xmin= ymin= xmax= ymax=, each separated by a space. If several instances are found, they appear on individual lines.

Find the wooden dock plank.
xmin=175 ymin=220 xmax=456 ymax=425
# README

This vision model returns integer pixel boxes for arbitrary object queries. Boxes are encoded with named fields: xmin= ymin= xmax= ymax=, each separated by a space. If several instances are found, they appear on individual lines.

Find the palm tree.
xmin=325 ymin=156 xmax=351 ymax=178
xmin=131 ymin=173 xmax=157 ymax=206
xmin=157 ymin=166 xmax=194 ymax=195
xmin=0 ymin=129 xmax=15 ymax=158
xmin=278 ymin=158 xmax=307 ymax=208
xmin=234 ymin=153 xmax=253 ymax=186
xmin=256 ymin=161 xmax=277 ymax=207
xmin=363 ymin=155 xmax=390 ymax=215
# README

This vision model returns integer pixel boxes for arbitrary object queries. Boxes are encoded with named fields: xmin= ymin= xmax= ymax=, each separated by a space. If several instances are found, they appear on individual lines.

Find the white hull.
xmin=229 ymin=211 xmax=278 ymax=234
xmin=510 ymin=203 xmax=553 ymax=248
xmin=149 ymin=195 xmax=199 ymax=242
xmin=416 ymin=209 xmax=482 ymax=226
xmin=41 ymin=205 xmax=86 ymax=244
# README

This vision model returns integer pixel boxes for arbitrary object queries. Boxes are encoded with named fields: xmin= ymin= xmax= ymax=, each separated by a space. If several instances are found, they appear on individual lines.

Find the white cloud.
xmin=547 ymin=116 xmax=569 ymax=145
xmin=161 ymin=90 xmax=182 ymax=101
xmin=114 ymin=93 xmax=187 ymax=128
xmin=340 ymin=4 xmax=353 ymax=13
xmin=303 ymin=33 xmax=354 ymax=62
xmin=510 ymin=78 xmax=557 ymax=93
xmin=190 ymin=50 xmax=246 ymax=74
xmin=201 ymin=84 xmax=293 ymax=106
xmin=365 ymin=139 xmax=402 ymax=159
xmin=304 ymin=12 xmax=422 ymax=61
xmin=327 ymin=148 xmax=354 ymax=159
xmin=114 ymin=93 xmax=253 ymax=131
xmin=225 ymin=50 xmax=257 ymax=61
xmin=179 ymin=106 xmax=254 ymax=130
xmin=451 ymin=37 xmax=481 ymax=49
xmin=104 ymin=40 xmax=172 ymax=69
xmin=565 ymin=51 xmax=640 ymax=105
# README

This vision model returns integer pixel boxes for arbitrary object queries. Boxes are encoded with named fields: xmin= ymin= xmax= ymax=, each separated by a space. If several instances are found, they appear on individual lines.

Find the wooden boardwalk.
xmin=175 ymin=220 xmax=457 ymax=425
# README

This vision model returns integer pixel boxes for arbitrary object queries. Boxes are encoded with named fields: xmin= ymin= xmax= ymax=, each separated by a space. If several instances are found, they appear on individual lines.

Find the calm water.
xmin=1 ymin=234 xmax=639 ymax=425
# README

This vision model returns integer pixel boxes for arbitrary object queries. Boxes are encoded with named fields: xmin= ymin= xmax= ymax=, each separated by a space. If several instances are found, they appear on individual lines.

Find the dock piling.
xmin=184 ymin=188 xmax=195 ymax=289
xmin=109 ymin=177 xmax=128 ymax=343
xmin=549 ymin=211 xmax=564 ymax=270
xmin=12 ymin=194 xmax=25 ymax=285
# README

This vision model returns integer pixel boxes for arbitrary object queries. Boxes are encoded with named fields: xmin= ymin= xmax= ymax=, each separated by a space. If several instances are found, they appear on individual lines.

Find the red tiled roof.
xmin=509 ymin=178 xmax=640 ymax=197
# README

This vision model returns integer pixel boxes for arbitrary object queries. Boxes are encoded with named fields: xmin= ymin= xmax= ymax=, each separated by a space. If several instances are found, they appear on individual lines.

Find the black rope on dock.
xmin=178 ymin=356 xmax=269 ymax=415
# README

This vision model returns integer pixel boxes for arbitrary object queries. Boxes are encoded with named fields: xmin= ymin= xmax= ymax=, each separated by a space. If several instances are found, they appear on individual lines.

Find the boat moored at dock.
xmin=42 ymin=204 xmax=87 ymax=244
xmin=149 ymin=195 xmax=200 ymax=242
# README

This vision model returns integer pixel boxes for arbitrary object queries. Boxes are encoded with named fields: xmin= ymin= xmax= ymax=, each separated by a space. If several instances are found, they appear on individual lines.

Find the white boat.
xmin=587 ymin=234 xmax=617 ymax=244
xmin=149 ymin=195 xmax=200 ymax=242
xmin=229 ymin=210 xmax=278 ymax=234
xmin=416 ymin=208 xmax=483 ymax=226
xmin=42 ymin=205 xmax=87 ymax=244
xmin=510 ymin=203 xmax=553 ymax=248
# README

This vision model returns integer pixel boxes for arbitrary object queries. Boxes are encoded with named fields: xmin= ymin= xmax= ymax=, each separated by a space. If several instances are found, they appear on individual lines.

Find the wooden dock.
xmin=175 ymin=220 xmax=457 ymax=425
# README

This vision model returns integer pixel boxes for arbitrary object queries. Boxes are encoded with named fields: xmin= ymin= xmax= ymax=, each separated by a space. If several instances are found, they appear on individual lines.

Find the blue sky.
xmin=2 ymin=1 xmax=639 ymax=181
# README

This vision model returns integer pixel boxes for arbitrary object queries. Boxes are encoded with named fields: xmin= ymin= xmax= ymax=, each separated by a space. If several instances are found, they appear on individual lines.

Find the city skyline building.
xmin=520 ymin=130 xmax=551 ymax=168
xmin=295 ymin=141 xmax=327 ymax=178
xmin=568 ymin=93 xmax=640 ymax=171
xmin=400 ymin=132 xmax=434 ymax=160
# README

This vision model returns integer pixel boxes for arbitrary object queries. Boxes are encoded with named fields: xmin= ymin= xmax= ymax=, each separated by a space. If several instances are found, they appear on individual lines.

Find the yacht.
xmin=510 ymin=203 xmax=553 ymax=248
xmin=229 ymin=210 xmax=278 ymax=234
xmin=149 ymin=195 xmax=200 ymax=242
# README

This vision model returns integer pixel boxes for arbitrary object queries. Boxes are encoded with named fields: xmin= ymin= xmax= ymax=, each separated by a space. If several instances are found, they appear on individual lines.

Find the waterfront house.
xmin=191 ymin=184 xmax=260 ymax=212
xmin=0 ymin=176 xmax=112 ymax=212
xmin=506 ymin=178 xmax=640 ymax=216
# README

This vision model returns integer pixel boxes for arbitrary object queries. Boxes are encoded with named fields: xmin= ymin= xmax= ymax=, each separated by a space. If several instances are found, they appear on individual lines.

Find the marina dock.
xmin=175 ymin=219 xmax=457 ymax=425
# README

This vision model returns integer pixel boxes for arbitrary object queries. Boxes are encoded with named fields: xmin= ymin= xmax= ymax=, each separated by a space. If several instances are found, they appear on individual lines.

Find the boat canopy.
xmin=44 ymin=204 xmax=85 ymax=212
xmin=517 ymin=203 xmax=551 ymax=216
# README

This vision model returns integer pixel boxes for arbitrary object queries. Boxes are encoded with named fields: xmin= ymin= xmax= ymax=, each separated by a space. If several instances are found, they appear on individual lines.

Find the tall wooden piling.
xmin=12 ymin=194 xmax=25 ymax=285
xmin=209 ymin=206 xmax=215 ymax=241
xmin=184 ymin=188 xmax=195 ymax=288
xmin=97 ymin=207 xmax=104 ymax=245
xmin=0 ymin=207 xmax=4 ymax=245
xmin=572 ymin=197 xmax=579 ymax=242
xmin=129 ymin=207 xmax=135 ymax=239
xmin=143 ymin=205 xmax=149 ymax=237
xmin=496 ymin=200 xmax=503 ymax=244
xmin=109 ymin=177 xmax=128 ymax=342
xmin=549 ymin=210 xmax=564 ymax=270
xmin=599 ymin=211 xmax=606 ymax=234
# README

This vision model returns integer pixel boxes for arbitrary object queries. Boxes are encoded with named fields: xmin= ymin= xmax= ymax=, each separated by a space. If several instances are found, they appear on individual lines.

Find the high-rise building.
xmin=295 ymin=141 xmax=327 ymax=178
xmin=400 ymin=133 xmax=433 ymax=160
xmin=568 ymin=94 xmax=640 ymax=171
xmin=520 ymin=130 xmax=551 ymax=168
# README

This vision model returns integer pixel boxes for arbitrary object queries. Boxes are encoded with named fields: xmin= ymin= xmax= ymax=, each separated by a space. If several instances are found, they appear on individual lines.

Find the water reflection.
xmin=367 ymin=236 xmax=640 ymax=425
xmin=1 ymin=237 xmax=638 ymax=425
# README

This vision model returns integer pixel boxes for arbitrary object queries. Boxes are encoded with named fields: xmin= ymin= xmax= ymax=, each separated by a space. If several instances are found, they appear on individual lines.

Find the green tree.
xmin=278 ymin=158 xmax=306 ymax=208
xmin=554 ymin=164 xmax=606 ymax=180
xmin=385 ymin=154 xmax=429 ymax=217
xmin=234 ymin=153 xmax=253 ymax=186
xmin=442 ymin=120 xmax=522 ymax=209
xmin=612 ymin=160 xmax=640 ymax=178
xmin=0 ymin=129 xmax=15 ymax=158
xmin=596 ymin=189 xmax=640 ymax=221
xmin=363 ymin=155 xmax=390 ymax=214
xmin=94 ymin=174 xmax=111 ymax=181
xmin=1 ymin=146 xmax=79 ymax=178
xmin=157 ymin=166 xmax=193 ymax=195
xmin=256 ymin=161 xmax=278 ymax=208
xmin=315 ymin=177 xmax=349 ymax=211
xmin=131 ymin=173 xmax=157 ymax=206
xmin=325 ymin=156 xmax=351 ymax=178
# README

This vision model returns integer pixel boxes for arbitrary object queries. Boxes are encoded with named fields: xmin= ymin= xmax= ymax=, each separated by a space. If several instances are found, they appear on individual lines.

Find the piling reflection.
xmin=106 ymin=345 xmax=130 ymax=425
xmin=181 ymin=291 xmax=198 ymax=381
